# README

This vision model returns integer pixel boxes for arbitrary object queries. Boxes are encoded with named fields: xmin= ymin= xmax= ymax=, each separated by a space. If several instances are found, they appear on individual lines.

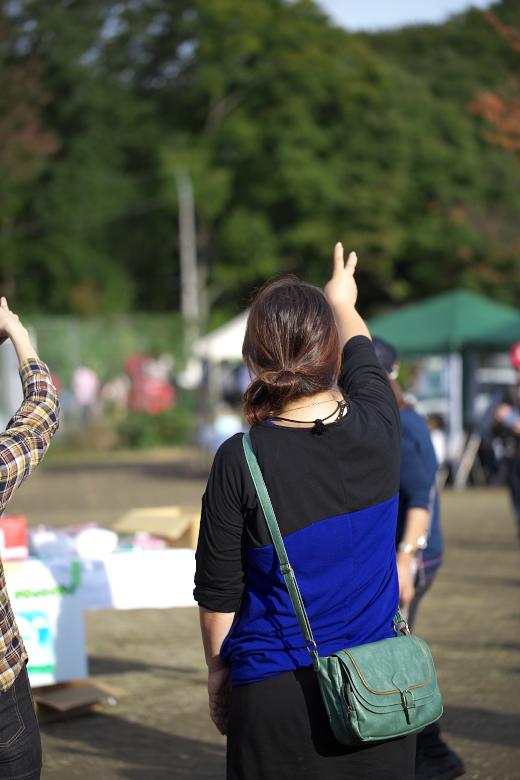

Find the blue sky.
xmin=316 ymin=0 xmax=495 ymax=31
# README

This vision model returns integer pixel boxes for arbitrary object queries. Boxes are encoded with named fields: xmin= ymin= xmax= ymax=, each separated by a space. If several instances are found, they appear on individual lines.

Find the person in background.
xmin=72 ymin=365 xmax=99 ymax=422
xmin=373 ymin=337 xmax=464 ymax=780
xmin=493 ymin=342 xmax=520 ymax=539
xmin=0 ymin=297 xmax=59 ymax=780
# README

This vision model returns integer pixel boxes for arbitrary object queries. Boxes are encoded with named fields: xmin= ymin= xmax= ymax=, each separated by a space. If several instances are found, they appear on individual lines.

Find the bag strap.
xmin=242 ymin=432 xmax=319 ymax=663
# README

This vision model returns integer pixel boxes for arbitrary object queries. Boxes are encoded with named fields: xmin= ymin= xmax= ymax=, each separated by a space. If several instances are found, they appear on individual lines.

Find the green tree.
xmin=1 ymin=0 xmax=519 ymax=318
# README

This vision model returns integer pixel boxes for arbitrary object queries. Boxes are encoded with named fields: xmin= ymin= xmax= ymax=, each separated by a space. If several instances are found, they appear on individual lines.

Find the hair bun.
xmin=260 ymin=369 xmax=299 ymax=388
xmin=244 ymin=368 xmax=302 ymax=413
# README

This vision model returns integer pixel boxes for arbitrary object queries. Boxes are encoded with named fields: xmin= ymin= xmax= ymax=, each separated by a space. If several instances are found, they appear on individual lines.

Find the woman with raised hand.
xmin=194 ymin=245 xmax=415 ymax=779
xmin=0 ymin=297 xmax=59 ymax=780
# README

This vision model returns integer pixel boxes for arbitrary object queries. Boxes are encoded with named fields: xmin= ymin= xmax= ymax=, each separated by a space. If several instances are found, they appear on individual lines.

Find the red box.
xmin=0 ymin=515 xmax=28 ymax=560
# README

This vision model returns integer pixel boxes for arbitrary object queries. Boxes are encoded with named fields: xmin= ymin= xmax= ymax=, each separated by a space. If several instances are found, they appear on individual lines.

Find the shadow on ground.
xmin=443 ymin=705 xmax=520 ymax=748
xmin=42 ymin=714 xmax=225 ymax=780
xmin=45 ymin=459 xmax=211 ymax=482
xmin=89 ymin=654 xmax=204 ymax=684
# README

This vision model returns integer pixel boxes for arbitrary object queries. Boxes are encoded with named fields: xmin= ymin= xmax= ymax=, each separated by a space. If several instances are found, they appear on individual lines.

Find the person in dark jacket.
xmin=373 ymin=338 xmax=464 ymax=780
xmin=493 ymin=342 xmax=520 ymax=538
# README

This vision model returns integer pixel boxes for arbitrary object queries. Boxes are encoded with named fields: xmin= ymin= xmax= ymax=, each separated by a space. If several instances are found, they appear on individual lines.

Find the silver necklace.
xmin=282 ymin=394 xmax=342 ymax=414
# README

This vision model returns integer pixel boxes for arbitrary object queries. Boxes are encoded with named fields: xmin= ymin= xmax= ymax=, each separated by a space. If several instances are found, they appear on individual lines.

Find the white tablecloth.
xmin=5 ymin=548 xmax=197 ymax=612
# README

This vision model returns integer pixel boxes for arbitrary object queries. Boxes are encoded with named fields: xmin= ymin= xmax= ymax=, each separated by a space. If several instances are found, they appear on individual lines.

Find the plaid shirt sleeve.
xmin=0 ymin=358 xmax=59 ymax=513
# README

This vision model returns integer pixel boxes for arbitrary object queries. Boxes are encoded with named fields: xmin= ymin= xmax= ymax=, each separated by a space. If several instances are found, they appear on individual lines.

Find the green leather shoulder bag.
xmin=242 ymin=432 xmax=443 ymax=745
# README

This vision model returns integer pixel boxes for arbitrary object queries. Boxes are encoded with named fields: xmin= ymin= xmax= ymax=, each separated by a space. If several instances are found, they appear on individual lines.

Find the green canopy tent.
xmin=368 ymin=289 xmax=520 ymax=355
xmin=368 ymin=289 xmax=520 ymax=486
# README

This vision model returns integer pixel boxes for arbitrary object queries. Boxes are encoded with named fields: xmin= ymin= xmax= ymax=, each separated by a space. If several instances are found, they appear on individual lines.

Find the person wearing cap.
xmin=373 ymin=337 xmax=464 ymax=780
xmin=494 ymin=342 xmax=520 ymax=537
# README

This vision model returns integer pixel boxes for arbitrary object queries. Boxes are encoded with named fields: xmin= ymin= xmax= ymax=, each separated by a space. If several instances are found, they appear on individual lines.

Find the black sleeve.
xmin=194 ymin=434 xmax=246 ymax=612
xmin=338 ymin=335 xmax=399 ymax=426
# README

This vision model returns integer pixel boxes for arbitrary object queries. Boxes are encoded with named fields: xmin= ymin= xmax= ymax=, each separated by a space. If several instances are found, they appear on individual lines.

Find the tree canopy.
xmin=1 ymin=0 xmax=519 ymax=323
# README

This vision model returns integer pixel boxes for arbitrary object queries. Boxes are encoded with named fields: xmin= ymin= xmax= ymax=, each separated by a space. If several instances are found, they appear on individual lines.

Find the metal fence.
xmin=27 ymin=314 xmax=185 ymax=386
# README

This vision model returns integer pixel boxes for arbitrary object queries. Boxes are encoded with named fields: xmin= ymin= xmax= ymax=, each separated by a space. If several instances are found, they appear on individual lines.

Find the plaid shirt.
xmin=0 ymin=358 xmax=59 ymax=691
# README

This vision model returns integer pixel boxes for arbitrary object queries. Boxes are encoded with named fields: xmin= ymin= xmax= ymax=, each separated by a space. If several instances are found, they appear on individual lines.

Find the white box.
xmin=4 ymin=559 xmax=88 ymax=686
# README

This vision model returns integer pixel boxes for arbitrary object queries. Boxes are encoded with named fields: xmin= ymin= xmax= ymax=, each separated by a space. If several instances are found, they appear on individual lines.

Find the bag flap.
xmin=335 ymin=635 xmax=438 ymax=711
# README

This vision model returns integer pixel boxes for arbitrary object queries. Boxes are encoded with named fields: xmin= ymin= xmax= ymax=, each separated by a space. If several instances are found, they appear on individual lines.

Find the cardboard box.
xmin=0 ymin=515 xmax=28 ymax=560
xmin=34 ymin=679 xmax=122 ymax=723
xmin=113 ymin=506 xmax=200 ymax=549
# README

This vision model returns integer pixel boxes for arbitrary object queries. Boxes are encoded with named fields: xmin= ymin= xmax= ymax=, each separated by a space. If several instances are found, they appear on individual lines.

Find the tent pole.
xmin=447 ymin=353 xmax=464 ymax=483
xmin=454 ymin=432 xmax=482 ymax=489
xmin=176 ymin=168 xmax=200 ymax=350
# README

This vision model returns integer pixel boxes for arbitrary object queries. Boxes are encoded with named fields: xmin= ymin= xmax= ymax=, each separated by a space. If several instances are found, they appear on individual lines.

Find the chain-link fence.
xmin=24 ymin=314 xmax=193 ymax=449
xmin=28 ymin=314 xmax=185 ymax=386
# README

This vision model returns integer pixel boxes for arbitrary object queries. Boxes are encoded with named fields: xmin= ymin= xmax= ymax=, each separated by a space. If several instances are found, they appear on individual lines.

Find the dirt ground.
xmin=7 ymin=450 xmax=520 ymax=780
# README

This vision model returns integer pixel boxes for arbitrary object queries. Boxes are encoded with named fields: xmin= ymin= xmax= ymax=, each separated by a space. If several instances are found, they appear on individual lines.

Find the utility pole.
xmin=175 ymin=168 xmax=200 ymax=349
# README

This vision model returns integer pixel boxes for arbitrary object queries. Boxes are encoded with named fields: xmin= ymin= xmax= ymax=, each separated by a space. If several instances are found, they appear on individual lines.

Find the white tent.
xmin=193 ymin=311 xmax=248 ymax=362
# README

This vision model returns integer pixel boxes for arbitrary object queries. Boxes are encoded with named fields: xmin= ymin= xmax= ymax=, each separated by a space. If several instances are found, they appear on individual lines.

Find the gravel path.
xmin=7 ymin=454 xmax=520 ymax=780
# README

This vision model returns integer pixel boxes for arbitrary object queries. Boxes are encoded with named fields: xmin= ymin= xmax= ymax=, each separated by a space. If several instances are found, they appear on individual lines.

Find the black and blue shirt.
xmin=194 ymin=336 xmax=401 ymax=686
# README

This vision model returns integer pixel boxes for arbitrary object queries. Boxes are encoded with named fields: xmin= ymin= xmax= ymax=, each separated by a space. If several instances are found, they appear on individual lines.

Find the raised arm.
xmin=324 ymin=243 xmax=371 ymax=345
xmin=0 ymin=297 xmax=59 ymax=512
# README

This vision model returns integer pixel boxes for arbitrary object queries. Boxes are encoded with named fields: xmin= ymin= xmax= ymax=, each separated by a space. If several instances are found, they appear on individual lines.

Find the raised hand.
xmin=324 ymin=243 xmax=358 ymax=309
xmin=324 ymin=243 xmax=370 ymax=344
xmin=0 ymin=297 xmax=37 ymax=362
xmin=0 ymin=297 xmax=27 ymax=345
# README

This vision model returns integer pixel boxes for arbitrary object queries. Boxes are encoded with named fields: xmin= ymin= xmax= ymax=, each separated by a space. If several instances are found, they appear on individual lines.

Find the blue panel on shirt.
xmin=221 ymin=494 xmax=400 ymax=686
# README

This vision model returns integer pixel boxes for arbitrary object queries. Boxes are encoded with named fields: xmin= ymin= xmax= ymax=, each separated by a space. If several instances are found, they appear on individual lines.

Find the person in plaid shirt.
xmin=0 ymin=296 xmax=59 ymax=780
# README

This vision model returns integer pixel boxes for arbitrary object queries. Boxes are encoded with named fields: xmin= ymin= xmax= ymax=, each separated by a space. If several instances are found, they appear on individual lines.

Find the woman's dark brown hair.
xmin=242 ymin=275 xmax=341 ymax=425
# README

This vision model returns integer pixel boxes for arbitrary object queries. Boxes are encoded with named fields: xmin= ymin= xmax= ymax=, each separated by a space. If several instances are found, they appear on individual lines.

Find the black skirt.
xmin=227 ymin=668 xmax=416 ymax=780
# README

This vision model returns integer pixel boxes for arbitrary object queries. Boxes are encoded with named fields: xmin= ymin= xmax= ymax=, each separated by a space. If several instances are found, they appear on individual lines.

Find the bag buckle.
xmin=306 ymin=639 xmax=318 ymax=654
xmin=280 ymin=563 xmax=293 ymax=576
xmin=307 ymin=640 xmax=319 ymax=670
xmin=400 ymin=689 xmax=416 ymax=724
xmin=394 ymin=618 xmax=411 ymax=636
